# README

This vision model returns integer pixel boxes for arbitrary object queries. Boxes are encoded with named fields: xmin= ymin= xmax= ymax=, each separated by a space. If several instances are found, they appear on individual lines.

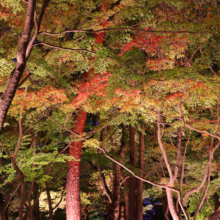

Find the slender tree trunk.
xmin=119 ymin=204 xmax=125 ymax=220
xmin=98 ymin=130 xmax=112 ymax=204
xmin=109 ymin=124 xmax=128 ymax=220
xmin=129 ymin=125 xmax=136 ymax=220
xmin=162 ymin=188 xmax=170 ymax=220
xmin=109 ymin=163 xmax=121 ymax=220
xmin=19 ymin=182 xmax=26 ymax=220
xmin=0 ymin=210 xmax=5 ymax=220
xmin=208 ymin=192 xmax=220 ymax=220
xmin=124 ymin=180 xmax=129 ymax=220
xmin=46 ymin=186 xmax=53 ymax=220
xmin=33 ymin=182 xmax=41 ymax=220
xmin=157 ymin=112 xmax=180 ymax=220
xmin=136 ymin=127 xmax=144 ymax=220
xmin=214 ymin=192 xmax=219 ymax=212
xmin=120 ymin=124 xmax=129 ymax=220
xmin=27 ymin=180 xmax=35 ymax=220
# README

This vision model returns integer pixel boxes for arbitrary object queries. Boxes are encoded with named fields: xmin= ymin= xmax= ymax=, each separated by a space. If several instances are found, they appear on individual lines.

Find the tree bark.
xmin=136 ymin=127 xmax=144 ymax=220
xmin=206 ymin=210 xmax=220 ymax=220
xmin=98 ymin=130 xmax=112 ymax=204
xmin=109 ymin=124 xmax=128 ymax=220
xmin=19 ymin=182 xmax=26 ymax=220
xmin=46 ymin=186 xmax=53 ymax=220
xmin=129 ymin=125 xmax=136 ymax=220
xmin=214 ymin=192 xmax=219 ymax=212
xmin=119 ymin=204 xmax=125 ymax=220
xmin=157 ymin=112 xmax=180 ymax=220
xmin=66 ymin=109 xmax=87 ymax=220
xmin=120 ymin=124 xmax=129 ymax=220
xmin=162 ymin=188 xmax=170 ymax=220
xmin=0 ymin=0 xmax=36 ymax=133
xmin=124 ymin=179 xmax=129 ymax=220
xmin=66 ymin=7 xmax=106 ymax=219
xmin=33 ymin=182 xmax=41 ymax=220
xmin=109 ymin=163 xmax=121 ymax=220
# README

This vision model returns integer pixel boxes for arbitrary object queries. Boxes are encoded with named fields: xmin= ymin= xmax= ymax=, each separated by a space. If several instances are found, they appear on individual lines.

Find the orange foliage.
xmin=9 ymin=86 xmax=68 ymax=115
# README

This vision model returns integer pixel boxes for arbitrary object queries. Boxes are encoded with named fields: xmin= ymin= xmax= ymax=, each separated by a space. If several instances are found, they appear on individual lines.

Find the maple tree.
xmin=1 ymin=0 xmax=220 ymax=220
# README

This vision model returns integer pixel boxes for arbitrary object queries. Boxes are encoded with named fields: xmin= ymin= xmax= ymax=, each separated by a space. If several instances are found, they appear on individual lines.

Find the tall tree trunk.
xmin=129 ymin=125 xmax=136 ymax=220
xmin=66 ymin=9 xmax=107 ymax=218
xmin=66 ymin=109 xmax=87 ymax=220
xmin=46 ymin=186 xmax=53 ymax=220
xmin=136 ymin=127 xmax=144 ymax=220
xmin=109 ymin=164 xmax=121 ymax=220
xmin=124 ymin=180 xmax=129 ymax=220
xmin=19 ymin=182 xmax=26 ymax=220
xmin=98 ymin=129 xmax=112 ymax=204
xmin=119 ymin=204 xmax=125 ymax=220
xmin=109 ymin=124 xmax=128 ymax=220
xmin=33 ymin=182 xmax=41 ymax=220
xmin=0 ymin=210 xmax=5 ymax=220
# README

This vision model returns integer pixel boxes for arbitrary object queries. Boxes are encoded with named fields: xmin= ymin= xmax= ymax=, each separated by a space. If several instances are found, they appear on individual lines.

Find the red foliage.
xmin=71 ymin=72 xmax=111 ymax=108
xmin=166 ymin=92 xmax=187 ymax=100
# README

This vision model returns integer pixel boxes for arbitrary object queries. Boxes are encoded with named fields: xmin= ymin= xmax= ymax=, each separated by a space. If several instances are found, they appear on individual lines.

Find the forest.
xmin=0 ymin=0 xmax=220 ymax=219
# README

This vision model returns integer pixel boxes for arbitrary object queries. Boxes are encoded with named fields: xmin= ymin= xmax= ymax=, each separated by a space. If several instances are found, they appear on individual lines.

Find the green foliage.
xmin=0 ymin=0 xmax=24 ymax=13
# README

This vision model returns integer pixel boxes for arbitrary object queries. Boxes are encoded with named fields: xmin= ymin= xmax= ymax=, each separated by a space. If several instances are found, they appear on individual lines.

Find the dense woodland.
xmin=0 ymin=0 xmax=220 ymax=219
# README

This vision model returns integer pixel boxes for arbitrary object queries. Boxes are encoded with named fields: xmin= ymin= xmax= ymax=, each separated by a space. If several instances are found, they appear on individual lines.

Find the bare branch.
xmin=26 ymin=0 xmax=51 ymax=58
xmin=179 ymin=117 xmax=220 ymax=141
xmin=97 ymin=146 xmax=189 ymax=220
xmin=173 ymin=127 xmax=181 ymax=181
xmin=157 ymin=111 xmax=173 ymax=180
xmin=39 ymin=28 xmax=205 ymax=37
xmin=3 ymin=183 xmax=21 ymax=212
xmin=18 ymin=73 xmax=32 ymax=88
xmin=52 ymin=187 xmax=65 ymax=210
xmin=13 ymin=117 xmax=23 ymax=160
xmin=206 ymin=198 xmax=214 ymax=213
xmin=194 ymin=157 xmax=211 ymax=220
xmin=120 ymin=176 xmax=130 ymax=186
xmin=180 ymin=130 xmax=191 ymax=192
xmin=32 ymin=42 xmax=95 ymax=54
xmin=182 ymin=145 xmax=218 ymax=206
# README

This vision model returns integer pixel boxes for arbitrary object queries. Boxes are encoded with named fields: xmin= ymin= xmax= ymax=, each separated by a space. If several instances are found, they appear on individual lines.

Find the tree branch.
xmin=97 ymin=146 xmax=189 ymax=220
xmin=39 ymin=28 xmax=205 ymax=37
xmin=32 ymin=42 xmax=95 ymax=54
xmin=194 ymin=153 xmax=212 ymax=220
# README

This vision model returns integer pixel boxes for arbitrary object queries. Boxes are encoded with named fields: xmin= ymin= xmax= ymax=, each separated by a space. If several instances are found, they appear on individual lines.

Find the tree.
xmin=1 ymin=0 xmax=220 ymax=219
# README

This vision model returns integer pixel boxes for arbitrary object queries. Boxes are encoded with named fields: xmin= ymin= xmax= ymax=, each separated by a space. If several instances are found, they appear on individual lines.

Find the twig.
xmin=52 ymin=187 xmax=65 ymax=210
xmin=193 ymin=155 xmax=212 ymax=220
xmin=3 ymin=183 xmax=21 ymax=212
xmin=18 ymin=73 xmax=32 ymax=88
xmin=120 ymin=176 xmax=130 ymax=186
xmin=39 ymin=28 xmax=205 ymax=37
xmin=13 ymin=117 xmax=23 ymax=160
xmin=206 ymin=198 xmax=214 ymax=213
xmin=33 ymin=42 xmax=95 ymax=54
